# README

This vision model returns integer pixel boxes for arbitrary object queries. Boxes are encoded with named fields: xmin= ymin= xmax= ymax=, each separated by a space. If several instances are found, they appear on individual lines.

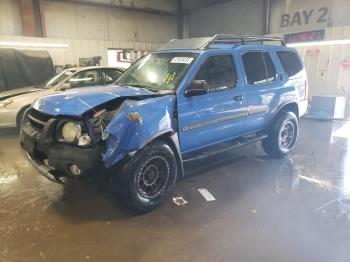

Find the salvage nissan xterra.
xmin=20 ymin=35 xmax=308 ymax=212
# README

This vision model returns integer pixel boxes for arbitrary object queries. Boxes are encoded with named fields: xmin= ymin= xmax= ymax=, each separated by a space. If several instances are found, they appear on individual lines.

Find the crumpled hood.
xmin=0 ymin=86 xmax=42 ymax=101
xmin=32 ymin=85 xmax=156 ymax=117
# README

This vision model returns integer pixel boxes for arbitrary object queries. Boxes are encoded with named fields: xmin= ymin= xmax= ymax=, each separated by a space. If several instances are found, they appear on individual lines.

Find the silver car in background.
xmin=0 ymin=66 xmax=124 ymax=128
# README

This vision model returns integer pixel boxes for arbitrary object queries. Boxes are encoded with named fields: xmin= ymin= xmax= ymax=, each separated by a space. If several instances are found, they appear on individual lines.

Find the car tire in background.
xmin=113 ymin=140 xmax=178 ymax=213
xmin=262 ymin=111 xmax=299 ymax=158
xmin=16 ymin=106 xmax=29 ymax=129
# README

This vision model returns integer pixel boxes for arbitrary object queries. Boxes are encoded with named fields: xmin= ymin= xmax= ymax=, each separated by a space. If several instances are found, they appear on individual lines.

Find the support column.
xmin=177 ymin=0 xmax=184 ymax=39
xmin=19 ymin=0 xmax=36 ymax=37
xmin=19 ymin=0 xmax=46 ymax=37
xmin=263 ymin=0 xmax=271 ymax=35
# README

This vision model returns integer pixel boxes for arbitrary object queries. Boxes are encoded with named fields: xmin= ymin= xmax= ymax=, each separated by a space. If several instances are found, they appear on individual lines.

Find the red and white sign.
xmin=306 ymin=48 xmax=320 ymax=56
xmin=107 ymin=49 xmax=150 ymax=69
xmin=340 ymin=57 xmax=350 ymax=70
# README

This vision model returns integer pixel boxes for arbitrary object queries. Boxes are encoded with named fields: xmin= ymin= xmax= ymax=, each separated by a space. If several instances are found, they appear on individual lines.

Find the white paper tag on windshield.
xmin=171 ymin=57 xmax=194 ymax=64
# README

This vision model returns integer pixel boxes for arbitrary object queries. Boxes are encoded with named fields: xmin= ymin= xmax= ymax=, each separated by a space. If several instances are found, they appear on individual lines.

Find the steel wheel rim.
xmin=278 ymin=121 xmax=295 ymax=150
xmin=135 ymin=155 xmax=170 ymax=200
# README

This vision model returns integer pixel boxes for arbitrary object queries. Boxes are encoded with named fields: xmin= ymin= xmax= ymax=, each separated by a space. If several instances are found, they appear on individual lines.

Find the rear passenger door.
xmin=241 ymin=50 xmax=281 ymax=132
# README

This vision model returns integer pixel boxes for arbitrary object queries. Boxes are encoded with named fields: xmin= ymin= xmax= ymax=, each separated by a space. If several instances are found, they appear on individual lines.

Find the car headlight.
xmin=61 ymin=122 xmax=81 ymax=143
xmin=0 ymin=99 xmax=13 ymax=108
xmin=56 ymin=121 xmax=92 ymax=146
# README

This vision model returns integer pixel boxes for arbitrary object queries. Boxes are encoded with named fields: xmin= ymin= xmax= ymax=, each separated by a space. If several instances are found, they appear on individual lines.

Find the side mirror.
xmin=59 ymin=82 xmax=71 ymax=91
xmin=184 ymin=80 xmax=209 ymax=97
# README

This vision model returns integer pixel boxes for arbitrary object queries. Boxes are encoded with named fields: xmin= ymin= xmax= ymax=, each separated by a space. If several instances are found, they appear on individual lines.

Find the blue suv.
xmin=20 ymin=35 xmax=308 ymax=212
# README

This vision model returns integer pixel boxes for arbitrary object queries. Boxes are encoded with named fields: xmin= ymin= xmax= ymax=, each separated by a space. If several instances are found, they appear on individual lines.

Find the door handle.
xmin=233 ymin=95 xmax=244 ymax=102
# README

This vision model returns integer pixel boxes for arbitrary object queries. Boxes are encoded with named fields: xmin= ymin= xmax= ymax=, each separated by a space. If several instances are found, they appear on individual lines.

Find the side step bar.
xmin=183 ymin=133 xmax=268 ymax=162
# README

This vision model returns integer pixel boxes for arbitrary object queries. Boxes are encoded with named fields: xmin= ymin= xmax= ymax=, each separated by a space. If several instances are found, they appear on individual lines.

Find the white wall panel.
xmin=0 ymin=0 xmax=22 ymax=36
xmin=285 ymin=26 xmax=350 ymax=97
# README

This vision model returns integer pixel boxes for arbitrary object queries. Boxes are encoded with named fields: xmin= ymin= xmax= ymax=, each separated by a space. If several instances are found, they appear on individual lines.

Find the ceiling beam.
xmin=54 ymin=0 xmax=178 ymax=16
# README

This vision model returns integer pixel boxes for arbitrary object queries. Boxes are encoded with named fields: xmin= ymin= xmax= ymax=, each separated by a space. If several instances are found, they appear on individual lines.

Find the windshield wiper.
xmin=125 ymin=84 xmax=160 ymax=93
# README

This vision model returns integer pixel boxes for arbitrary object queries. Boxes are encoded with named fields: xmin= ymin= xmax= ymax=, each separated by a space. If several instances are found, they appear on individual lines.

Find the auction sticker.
xmin=171 ymin=57 xmax=194 ymax=64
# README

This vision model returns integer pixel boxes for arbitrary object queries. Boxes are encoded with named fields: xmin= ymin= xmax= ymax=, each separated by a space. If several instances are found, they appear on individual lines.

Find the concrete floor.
xmin=0 ymin=119 xmax=350 ymax=262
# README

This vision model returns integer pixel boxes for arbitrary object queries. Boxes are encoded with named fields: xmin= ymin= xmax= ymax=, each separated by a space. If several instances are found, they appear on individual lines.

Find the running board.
xmin=183 ymin=133 xmax=268 ymax=162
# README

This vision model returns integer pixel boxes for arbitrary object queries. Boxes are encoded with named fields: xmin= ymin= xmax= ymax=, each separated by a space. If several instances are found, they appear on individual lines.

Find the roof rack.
xmin=157 ymin=34 xmax=285 ymax=51
xmin=201 ymin=34 xmax=285 ymax=49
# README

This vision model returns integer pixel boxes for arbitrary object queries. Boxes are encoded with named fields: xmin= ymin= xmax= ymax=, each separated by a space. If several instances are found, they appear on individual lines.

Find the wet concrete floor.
xmin=0 ymin=119 xmax=350 ymax=262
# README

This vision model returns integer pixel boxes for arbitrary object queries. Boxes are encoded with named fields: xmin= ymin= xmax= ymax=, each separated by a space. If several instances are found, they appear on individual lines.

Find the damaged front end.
xmin=20 ymin=92 xmax=176 ymax=182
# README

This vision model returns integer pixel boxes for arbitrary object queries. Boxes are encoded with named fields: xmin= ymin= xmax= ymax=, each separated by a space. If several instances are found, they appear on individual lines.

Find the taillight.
xmin=304 ymin=79 xmax=308 ymax=100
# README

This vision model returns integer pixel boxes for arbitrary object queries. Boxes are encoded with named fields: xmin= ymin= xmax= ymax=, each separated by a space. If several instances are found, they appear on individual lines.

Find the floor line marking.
xmin=198 ymin=188 xmax=216 ymax=201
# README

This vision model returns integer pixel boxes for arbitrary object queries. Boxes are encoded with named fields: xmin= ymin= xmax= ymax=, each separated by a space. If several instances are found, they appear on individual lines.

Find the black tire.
xmin=16 ymin=106 xmax=29 ymax=129
xmin=262 ymin=111 xmax=299 ymax=158
xmin=113 ymin=141 xmax=178 ymax=213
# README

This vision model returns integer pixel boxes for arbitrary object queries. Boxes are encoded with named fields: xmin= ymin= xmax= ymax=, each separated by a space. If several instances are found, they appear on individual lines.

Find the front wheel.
xmin=262 ymin=111 xmax=299 ymax=158
xmin=113 ymin=141 xmax=178 ymax=213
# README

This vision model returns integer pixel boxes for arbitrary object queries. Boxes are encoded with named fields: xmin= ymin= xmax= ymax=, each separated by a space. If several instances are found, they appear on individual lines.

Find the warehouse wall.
xmin=268 ymin=0 xmax=350 ymax=98
xmin=0 ymin=0 xmax=177 ymax=42
xmin=293 ymin=26 xmax=350 ymax=98
xmin=43 ymin=1 xmax=177 ymax=43
xmin=0 ymin=0 xmax=23 ymax=36
xmin=0 ymin=0 xmax=177 ymax=66
xmin=0 ymin=34 xmax=162 ymax=67
xmin=269 ymin=0 xmax=350 ymax=34
xmin=188 ymin=0 xmax=265 ymax=37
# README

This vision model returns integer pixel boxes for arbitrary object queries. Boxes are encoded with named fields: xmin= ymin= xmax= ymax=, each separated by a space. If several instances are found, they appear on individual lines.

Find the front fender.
xmin=102 ymin=95 xmax=176 ymax=168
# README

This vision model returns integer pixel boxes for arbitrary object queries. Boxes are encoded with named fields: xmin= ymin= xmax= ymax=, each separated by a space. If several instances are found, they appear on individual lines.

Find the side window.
xmin=277 ymin=51 xmax=303 ymax=77
xmin=242 ymin=52 xmax=267 ymax=85
xmin=102 ymin=69 xmax=123 ymax=85
xmin=194 ymin=55 xmax=236 ymax=92
xmin=263 ymin=52 xmax=276 ymax=82
xmin=68 ymin=70 xmax=99 ymax=88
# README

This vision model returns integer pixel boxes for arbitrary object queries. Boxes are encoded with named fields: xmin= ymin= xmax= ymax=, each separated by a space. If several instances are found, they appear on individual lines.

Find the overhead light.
xmin=0 ymin=41 xmax=69 ymax=48
xmin=288 ymin=39 xmax=350 ymax=47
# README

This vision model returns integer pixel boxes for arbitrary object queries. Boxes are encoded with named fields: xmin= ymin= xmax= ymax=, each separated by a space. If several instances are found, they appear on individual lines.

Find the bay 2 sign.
xmin=281 ymin=7 xmax=329 ymax=28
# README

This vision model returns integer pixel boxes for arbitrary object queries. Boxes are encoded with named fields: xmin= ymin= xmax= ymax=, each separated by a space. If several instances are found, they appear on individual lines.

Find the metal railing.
xmin=201 ymin=34 xmax=285 ymax=49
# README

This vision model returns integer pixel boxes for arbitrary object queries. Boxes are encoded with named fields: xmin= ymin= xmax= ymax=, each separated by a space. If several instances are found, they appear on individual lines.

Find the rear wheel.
xmin=262 ymin=111 xmax=298 ymax=158
xmin=113 ymin=141 xmax=177 ymax=213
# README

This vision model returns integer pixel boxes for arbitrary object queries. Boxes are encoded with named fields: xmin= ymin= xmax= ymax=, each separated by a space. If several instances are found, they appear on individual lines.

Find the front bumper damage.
xmin=21 ymin=94 xmax=177 ymax=183
xmin=20 ymin=116 xmax=103 ymax=182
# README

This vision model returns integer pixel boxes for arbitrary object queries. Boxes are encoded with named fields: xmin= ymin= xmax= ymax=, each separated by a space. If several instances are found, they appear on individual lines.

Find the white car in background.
xmin=0 ymin=66 xmax=124 ymax=128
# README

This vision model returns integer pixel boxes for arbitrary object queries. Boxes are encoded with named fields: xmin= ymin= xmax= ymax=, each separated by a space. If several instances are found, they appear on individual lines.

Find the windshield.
xmin=43 ymin=69 xmax=76 ymax=89
xmin=115 ymin=52 xmax=198 ymax=91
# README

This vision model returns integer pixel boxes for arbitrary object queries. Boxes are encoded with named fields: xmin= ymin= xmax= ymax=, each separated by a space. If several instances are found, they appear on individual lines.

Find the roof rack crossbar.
xmin=201 ymin=34 xmax=285 ymax=49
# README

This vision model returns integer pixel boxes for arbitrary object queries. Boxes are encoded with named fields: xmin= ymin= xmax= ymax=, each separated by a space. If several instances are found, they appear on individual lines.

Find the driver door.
xmin=177 ymin=54 xmax=247 ymax=154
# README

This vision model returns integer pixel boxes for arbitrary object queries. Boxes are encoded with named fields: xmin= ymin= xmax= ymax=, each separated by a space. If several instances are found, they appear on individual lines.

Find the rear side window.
xmin=277 ymin=51 xmax=303 ymax=77
xmin=242 ymin=51 xmax=276 ymax=85
xmin=242 ymin=52 xmax=267 ymax=85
